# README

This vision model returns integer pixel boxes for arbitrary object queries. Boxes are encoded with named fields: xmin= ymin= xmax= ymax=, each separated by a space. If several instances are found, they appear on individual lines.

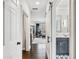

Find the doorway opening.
xmin=22 ymin=12 xmax=30 ymax=59
xmin=30 ymin=23 xmax=47 ymax=59
xmin=22 ymin=11 xmax=47 ymax=59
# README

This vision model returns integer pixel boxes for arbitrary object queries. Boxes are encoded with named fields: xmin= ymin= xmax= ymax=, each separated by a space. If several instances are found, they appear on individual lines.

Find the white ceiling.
xmin=26 ymin=0 xmax=49 ymax=12
xmin=56 ymin=0 xmax=69 ymax=15
xmin=25 ymin=0 xmax=69 ymax=22
xmin=57 ymin=0 xmax=69 ymax=9
xmin=25 ymin=0 xmax=49 ymax=22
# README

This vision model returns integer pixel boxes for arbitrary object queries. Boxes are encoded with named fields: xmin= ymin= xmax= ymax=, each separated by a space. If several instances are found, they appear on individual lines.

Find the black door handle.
xmin=47 ymin=36 xmax=50 ymax=43
xmin=17 ymin=42 xmax=21 ymax=45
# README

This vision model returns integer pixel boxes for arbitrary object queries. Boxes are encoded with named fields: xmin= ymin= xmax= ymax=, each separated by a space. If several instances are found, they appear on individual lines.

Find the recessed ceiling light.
xmin=36 ymin=2 xmax=40 ymax=5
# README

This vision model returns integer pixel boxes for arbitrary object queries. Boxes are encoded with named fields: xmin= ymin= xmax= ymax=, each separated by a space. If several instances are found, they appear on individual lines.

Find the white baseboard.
xmin=22 ymin=48 xmax=25 ymax=50
xmin=22 ymin=48 xmax=30 ymax=51
xmin=22 ymin=45 xmax=31 ymax=51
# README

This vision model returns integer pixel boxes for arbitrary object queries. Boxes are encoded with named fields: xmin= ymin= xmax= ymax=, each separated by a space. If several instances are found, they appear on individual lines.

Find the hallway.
xmin=23 ymin=44 xmax=47 ymax=59
xmin=3 ymin=0 xmax=76 ymax=59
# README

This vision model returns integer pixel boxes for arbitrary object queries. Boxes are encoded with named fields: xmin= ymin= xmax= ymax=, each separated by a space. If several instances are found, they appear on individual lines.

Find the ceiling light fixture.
xmin=36 ymin=2 xmax=40 ymax=5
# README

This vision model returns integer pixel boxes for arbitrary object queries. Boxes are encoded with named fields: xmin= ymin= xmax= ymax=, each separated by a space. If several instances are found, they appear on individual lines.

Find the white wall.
xmin=70 ymin=0 xmax=76 ymax=59
xmin=22 ymin=15 xmax=27 ymax=50
xmin=20 ymin=0 xmax=31 ymax=51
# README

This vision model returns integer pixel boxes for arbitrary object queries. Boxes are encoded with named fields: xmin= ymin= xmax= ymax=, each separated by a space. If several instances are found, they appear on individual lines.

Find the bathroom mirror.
xmin=56 ymin=16 xmax=61 ymax=32
xmin=62 ymin=16 xmax=69 ymax=33
xmin=56 ymin=0 xmax=69 ymax=33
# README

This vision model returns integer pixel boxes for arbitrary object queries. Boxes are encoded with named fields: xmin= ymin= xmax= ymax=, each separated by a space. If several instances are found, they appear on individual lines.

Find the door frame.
xmin=22 ymin=10 xmax=28 ymax=51
xmin=50 ymin=0 xmax=76 ymax=59
xmin=69 ymin=0 xmax=76 ymax=59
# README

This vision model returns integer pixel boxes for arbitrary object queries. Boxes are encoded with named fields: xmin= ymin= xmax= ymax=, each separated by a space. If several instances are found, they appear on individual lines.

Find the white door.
xmin=46 ymin=4 xmax=52 ymax=59
xmin=46 ymin=2 xmax=56 ymax=59
xmin=3 ymin=0 xmax=22 ymax=59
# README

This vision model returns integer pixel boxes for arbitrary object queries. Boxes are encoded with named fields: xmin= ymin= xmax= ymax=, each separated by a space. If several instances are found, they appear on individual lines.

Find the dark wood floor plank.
xmin=23 ymin=44 xmax=47 ymax=59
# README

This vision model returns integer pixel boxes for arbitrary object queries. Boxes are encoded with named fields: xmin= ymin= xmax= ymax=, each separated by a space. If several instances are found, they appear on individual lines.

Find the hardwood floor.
xmin=22 ymin=51 xmax=30 ymax=59
xmin=22 ymin=44 xmax=47 ymax=59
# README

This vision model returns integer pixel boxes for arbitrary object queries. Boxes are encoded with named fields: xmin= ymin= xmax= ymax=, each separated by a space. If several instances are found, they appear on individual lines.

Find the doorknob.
xmin=17 ymin=42 xmax=21 ymax=45
xmin=47 ymin=36 xmax=50 ymax=43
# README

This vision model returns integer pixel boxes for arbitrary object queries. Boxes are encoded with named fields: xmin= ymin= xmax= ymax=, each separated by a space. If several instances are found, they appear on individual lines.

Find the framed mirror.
xmin=61 ymin=16 xmax=69 ymax=33
xmin=56 ymin=16 xmax=61 ymax=32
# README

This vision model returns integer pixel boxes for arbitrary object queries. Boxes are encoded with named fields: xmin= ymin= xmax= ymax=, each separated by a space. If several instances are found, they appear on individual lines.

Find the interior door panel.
xmin=3 ymin=0 xmax=22 ymax=59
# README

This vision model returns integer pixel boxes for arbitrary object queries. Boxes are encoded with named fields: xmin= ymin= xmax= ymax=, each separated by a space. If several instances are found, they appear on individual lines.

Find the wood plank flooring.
xmin=22 ymin=51 xmax=30 ymax=59
xmin=22 ymin=44 xmax=47 ymax=59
